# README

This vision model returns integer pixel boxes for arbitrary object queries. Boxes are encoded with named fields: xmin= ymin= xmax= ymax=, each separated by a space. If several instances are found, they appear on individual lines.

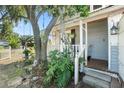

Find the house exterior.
xmin=47 ymin=5 xmax=124 ymax=85
xmin=0 ymin=40 xmax=9 ymax=46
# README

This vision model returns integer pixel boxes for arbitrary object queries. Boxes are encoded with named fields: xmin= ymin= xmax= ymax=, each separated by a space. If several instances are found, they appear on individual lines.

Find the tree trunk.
xmin=40 ymin=41 xmax=48 ymax=70
xmin=25 ymin=6 xmax=41 ymax=65
xmin=41 ymin=17 xmax=58 ymax=63
xmin=30 ymin=18 xmax=41 ymax=65
xmin=41 ymin=41 xmax=47 ymax=63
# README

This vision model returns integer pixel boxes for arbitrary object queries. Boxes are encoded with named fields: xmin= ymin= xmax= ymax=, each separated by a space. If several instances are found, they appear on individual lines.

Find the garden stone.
xmin=32 ymin=76 xmax=39 ymax=81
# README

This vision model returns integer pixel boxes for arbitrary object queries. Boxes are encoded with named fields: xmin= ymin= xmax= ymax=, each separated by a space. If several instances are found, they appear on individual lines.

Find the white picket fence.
xmin=0 ymin=46 xmax=11 ymax=61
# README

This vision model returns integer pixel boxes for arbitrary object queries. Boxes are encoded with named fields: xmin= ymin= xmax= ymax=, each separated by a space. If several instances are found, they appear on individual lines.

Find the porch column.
xmin=90 ymin=5 xmax=93 ymax=12
xmin=74 ymin=57 xmax=79 ymax=85
xmin=85 ymin=23 xmax=88 ymax=65
xmin=80 ymin=20 xmax=84 ymax=72
xmin=74 ymin=20 xmax=83 ymax=85
xmin=80 ymin=20 xmax=83 ymax=51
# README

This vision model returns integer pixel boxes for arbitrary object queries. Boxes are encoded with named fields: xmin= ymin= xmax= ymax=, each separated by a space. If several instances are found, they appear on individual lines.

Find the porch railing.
xmin=47 ymin=44 xmax=84 ymax=58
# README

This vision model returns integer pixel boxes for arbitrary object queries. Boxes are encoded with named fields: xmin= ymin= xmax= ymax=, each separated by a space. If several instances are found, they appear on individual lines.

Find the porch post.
xmin=80 ymin=20 xmax=83 ymax=51
xmin=74 ymin=57 xmax=79 ymax=85
xmin=85 ymin=23 xmax=88 ymax=65
xmin=74 ymin=20 xmax=83 ymax=85
xmin=90 ymin=5 xmax=93 ymax=12
xmin=79 ymin=20 xmax=84 ymax=73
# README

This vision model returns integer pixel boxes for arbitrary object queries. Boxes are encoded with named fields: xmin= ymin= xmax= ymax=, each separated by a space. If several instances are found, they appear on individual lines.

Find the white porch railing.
xmin=47 ymin=44 xmax=84 ymax=58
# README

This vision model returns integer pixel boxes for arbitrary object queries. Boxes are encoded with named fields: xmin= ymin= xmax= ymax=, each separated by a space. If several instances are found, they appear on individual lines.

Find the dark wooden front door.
xmin=71 ymin=29 xmax=76 ymax=45
xmin=71 ymin=29 xmax=76 ymax=57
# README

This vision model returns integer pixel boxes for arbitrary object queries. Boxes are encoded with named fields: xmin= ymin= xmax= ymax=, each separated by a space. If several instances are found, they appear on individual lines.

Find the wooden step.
xmin=83 ymin=75 xmax=110 ymax=88
xmin=84 ymin=67 xmax=111 ymax=82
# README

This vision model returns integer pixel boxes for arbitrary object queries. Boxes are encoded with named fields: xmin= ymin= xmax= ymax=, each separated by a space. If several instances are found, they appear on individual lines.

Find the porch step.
xmin=82 ymin=67 xmax=113 ymax=88
xmin=83 ymin=75 xmax=110 ymax=88
xmin=84 ymin=67 xmax=111 ymax=82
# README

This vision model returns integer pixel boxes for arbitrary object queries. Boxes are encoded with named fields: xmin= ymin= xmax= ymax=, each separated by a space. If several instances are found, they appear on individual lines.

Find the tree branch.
xmin=17 ymin=15 xmax=28 ymax=20
xmin=36 ymin=11 xmax=43 ymax=22
xmin=36 ymin=6 xmax=46 ymax=22
xmin=45 ymin=17 xmax=58 ymax=37
xmin=0 ymin=12 xmax=8 ymax=21
xmin=24 ymin=6 xmax=31 ymax=20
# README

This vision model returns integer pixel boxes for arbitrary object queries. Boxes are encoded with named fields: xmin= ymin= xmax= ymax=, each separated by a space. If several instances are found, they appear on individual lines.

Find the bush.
xmin=23 ymin=49 xmax=31 ymax=59
xmin=43 ymin=49 xmax=74 ymax=88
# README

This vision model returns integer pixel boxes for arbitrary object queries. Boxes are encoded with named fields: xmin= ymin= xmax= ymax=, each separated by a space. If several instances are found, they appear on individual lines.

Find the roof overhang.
xmin=53 ymin=6 xmax=124 ymax=31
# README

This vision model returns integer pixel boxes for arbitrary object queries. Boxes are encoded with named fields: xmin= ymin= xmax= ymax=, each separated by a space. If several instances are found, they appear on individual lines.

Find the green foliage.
xmin=23 ymin=48 xmax=31 ymax=60
xmin=43 ymin=50 xmax=74 ymax=87
xmin=6 ymin=6 xmax=26 ymax=23
xmin=20 ymin=35 xmax=34 ymax=48
xmin=0 ymin=19 xmax=20 ymax=48
xmin=23 ymin=48 xmax=31 ymax=55
xmin=24 ymin=59 xmax=33 ymax=66
xmin=0 ymin=19 xmax=13 ymax=39
xmin=46 ymin=5 xmax=89 ymax=17
xmin=79 ymin=57 xmax=85 ymax=64
xmin=7 ymin=33 xmax=20 ymax=48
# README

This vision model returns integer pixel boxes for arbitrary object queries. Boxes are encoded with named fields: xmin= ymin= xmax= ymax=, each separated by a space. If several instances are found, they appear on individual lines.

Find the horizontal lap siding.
xmin=110 ymin=46 xmax=119 ymax=72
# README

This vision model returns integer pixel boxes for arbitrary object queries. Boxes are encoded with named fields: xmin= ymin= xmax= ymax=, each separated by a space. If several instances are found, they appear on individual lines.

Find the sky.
xmin=13 ymin=12 xmax=52 ymax=36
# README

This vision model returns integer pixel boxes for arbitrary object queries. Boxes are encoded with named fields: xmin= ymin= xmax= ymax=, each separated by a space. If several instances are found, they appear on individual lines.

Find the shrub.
xmin=23 ymin=48 xmax=31 ymax=59
xmin=43 ymin=49 xmax=74 ymax=88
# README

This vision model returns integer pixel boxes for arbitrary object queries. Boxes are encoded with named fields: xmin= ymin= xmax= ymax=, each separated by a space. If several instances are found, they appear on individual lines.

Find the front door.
xmin=71 ymin=29 xmax=76 ymax=57
xmin=71 ymin=29 xmax=76 ymax=45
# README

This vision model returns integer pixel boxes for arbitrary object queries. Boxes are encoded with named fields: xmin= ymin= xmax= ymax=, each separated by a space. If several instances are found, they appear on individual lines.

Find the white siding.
xmin=119 ymin=15 xmax=124 ymax=81
xmin=87 ymin=19 xmax=108 ymax=60
xmin=108 ymin=14 xmax=123 ymax=72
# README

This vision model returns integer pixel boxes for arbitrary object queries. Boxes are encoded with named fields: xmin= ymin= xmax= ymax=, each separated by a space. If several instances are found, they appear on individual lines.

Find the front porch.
xmin=87 ymin=59 xmax=108 ymax=71
xmin=48 ymin=17 xmax=109 ymax=72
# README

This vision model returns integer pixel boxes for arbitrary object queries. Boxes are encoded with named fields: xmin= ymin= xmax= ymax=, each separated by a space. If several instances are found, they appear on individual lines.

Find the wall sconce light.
xmin=110 ymin=20 xmax=119 ymax=35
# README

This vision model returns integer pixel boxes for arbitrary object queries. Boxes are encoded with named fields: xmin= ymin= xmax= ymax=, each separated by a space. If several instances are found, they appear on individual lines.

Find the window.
xmin=93 ymin=5 xmax=102 ymax=10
